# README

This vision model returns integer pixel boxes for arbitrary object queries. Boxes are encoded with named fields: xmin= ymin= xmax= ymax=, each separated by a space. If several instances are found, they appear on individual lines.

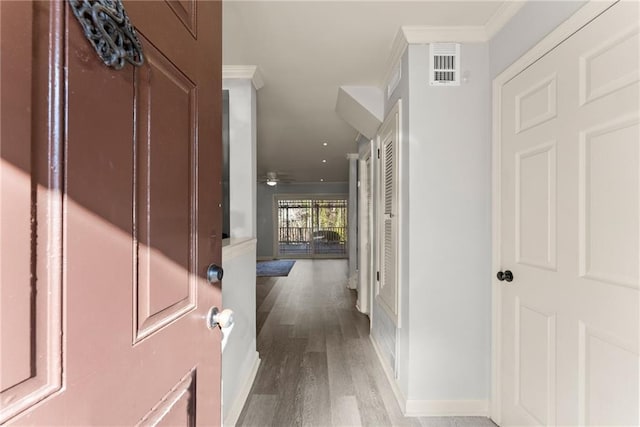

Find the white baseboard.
xmin=404 ymin=399 xmax=489 ymax=417
xmin=347 ymin=272 xmax=358 ymax=289
xmin=368 ymin=336 xmax=489 ymax=418
xmin=368 ymin=334 xmax=407 ymax=413
xmin=223 ymin=352 xmax=261 ymax=427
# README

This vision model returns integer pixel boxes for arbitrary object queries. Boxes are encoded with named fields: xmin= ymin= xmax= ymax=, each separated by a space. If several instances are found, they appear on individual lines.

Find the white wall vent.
xmin=429 ymin=43 xmax=460 ymax=86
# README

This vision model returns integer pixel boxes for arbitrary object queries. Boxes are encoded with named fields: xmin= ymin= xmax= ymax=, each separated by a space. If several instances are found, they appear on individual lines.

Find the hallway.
xmin=236 ymin=260 xmax=495 ymax=427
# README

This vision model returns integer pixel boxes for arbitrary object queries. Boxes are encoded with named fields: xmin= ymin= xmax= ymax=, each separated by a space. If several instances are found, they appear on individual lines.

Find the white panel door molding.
xmin=494 ymin=2 xmax=639 ymax=426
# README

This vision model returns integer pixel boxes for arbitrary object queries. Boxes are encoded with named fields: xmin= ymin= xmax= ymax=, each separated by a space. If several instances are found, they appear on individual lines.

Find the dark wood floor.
xmin=236 ymin=259 xmax=496 ymax=427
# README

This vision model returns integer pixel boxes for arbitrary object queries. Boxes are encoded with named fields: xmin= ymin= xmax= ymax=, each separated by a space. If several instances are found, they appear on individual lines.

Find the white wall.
xmin=256 ymin=182 xmax=349 ymax=259
xmin=225 ymin=79 xmax=258 ymax=239
xmin=221 ymin=239 xmax=259 ymax=425
xmin=221 ymin=78 xmax=260 ymax=425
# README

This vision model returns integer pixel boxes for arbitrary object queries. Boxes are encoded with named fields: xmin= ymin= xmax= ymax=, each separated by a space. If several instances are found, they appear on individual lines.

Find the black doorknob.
xmin=207 ymin=264 xmax=224 ymax=283
xmin=497 ymin=270 xmax=513 ymax=282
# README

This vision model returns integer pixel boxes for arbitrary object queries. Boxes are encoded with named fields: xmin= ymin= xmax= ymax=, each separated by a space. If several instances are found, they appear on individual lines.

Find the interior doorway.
xmin=275 ymin=197 xmax=348 ymax=258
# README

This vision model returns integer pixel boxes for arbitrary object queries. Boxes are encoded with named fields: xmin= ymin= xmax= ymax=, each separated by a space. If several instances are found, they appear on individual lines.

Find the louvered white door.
xmin=499 ymin=2 xmax=639 ymax=425
xmin=377 ymin=101 xmax=401 ymax=324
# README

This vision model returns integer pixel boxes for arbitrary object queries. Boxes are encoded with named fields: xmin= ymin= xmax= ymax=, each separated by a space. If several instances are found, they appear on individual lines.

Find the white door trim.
xmin=377 ymin=99 xmax=402 ymax=327
xmin=358 ymin=151 xmax=372 ymax=315
xmin=490 ymin=1 xmax=617 ymax=423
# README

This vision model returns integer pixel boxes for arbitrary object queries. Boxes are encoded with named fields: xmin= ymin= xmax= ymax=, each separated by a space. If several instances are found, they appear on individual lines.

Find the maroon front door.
xmin=1 ymin=1 xmax=223 ymax=424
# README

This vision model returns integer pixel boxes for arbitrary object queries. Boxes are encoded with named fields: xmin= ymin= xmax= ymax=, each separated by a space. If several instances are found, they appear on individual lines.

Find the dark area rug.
xmin=256 ymin=260 xmax=296 ymax=277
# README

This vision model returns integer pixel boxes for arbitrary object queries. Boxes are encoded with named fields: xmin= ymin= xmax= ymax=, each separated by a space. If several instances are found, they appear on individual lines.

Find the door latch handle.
xmin=497 ymin=270 xmax=514 ymax=282
xmin=207 ymin=264 xmax=224 ymax=283
xmin=207 ymin=306 xmax=234 ymax=329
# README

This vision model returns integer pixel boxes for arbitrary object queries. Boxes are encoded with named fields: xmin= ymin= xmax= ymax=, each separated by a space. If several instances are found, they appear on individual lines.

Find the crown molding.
xmin=484 ymin=1 xmax=526 ymax=39
xmin=222 ymin=65 xmax=264 ymax=90
xmin=381 ymin=1 xmax=527 ymax=92
xmin=382 ymin=30 xmax=409 ymax=91
xmin=402 ymin=25 xmax=488 ymax=44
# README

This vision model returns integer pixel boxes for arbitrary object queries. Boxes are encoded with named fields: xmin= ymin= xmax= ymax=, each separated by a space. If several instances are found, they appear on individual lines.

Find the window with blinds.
xmin=276 ymin=198 xmax=348 ymax=258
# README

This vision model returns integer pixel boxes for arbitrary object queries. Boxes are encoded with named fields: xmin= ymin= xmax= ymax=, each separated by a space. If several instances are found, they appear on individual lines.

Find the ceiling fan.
xmin=258 ymin=171 xmax=292 ymax=186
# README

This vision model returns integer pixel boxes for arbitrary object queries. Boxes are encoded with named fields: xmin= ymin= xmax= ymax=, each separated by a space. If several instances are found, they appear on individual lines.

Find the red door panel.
xmin=1 ymin=1 xmax=222 ymax=424
xmin=134 ymin=32 xmax=197 ymax=341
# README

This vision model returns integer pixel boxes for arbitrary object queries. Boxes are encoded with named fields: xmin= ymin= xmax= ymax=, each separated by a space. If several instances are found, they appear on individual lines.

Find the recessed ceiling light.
xmin=322 ymin=142 xmax=328 ymax=146
xmin=320 ymin=179 xmax=324 ymax=182
xmin=322 ymin=159 xmax=327 ymax=163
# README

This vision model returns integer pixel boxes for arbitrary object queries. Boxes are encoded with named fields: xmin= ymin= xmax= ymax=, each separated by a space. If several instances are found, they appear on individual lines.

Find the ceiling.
xmin=223 ymin=1 xmax=510 ymax=183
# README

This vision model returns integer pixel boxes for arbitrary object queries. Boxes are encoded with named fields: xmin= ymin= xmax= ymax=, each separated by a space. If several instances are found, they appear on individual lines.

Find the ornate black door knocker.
xmin=68 ymin=0 xmax=144 ymax=70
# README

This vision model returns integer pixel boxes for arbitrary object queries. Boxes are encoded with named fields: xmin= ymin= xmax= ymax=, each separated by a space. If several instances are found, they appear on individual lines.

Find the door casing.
xmin=358 ymin=151 xmax=373 ymax=315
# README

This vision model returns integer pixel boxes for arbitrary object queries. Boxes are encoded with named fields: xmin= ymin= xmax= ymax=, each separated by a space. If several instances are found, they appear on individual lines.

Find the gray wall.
xmin=371 ymin=42 xmax=492 ymax=402
xmin=347 ymin=156 xmax=359 ymax=288
xmin=370 ymin=42 xmax=492 ymax=404
xmin=366 ymin=1 xmax=591 ymax=407
xmin=257 ymin=182 xmax=349 ymax=258
xmin=404 ymin=43 xmax=492 ymax=400
xmin=222 ymin=90 xmax=230 ymax=237
xmin=489 ymin=1 xmax=586 ymax=78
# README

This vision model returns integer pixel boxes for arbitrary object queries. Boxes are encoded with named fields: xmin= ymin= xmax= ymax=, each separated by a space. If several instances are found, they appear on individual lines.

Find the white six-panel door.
xmin=499 ymin=2 xmax=639 ymax=425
